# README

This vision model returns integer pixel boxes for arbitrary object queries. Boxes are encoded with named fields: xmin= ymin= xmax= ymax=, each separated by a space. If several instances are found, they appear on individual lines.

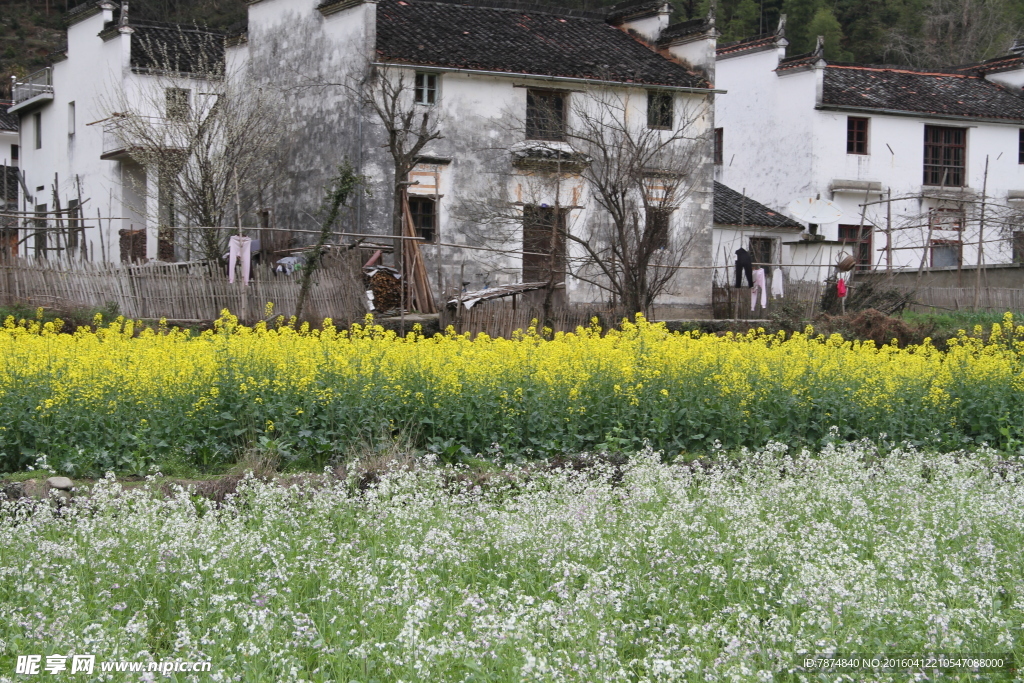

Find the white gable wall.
xmin=717 ymin=49 xmax=1024 ymax=276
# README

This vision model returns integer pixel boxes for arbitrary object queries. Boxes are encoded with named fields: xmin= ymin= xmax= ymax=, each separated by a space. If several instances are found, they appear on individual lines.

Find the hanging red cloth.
xmin=836 ymin=278 xmax=847 ymax=298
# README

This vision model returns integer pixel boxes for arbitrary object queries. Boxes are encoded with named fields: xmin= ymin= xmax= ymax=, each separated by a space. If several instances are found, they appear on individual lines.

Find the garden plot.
xmin=1 ymin=443 xmax=1021 ymax=682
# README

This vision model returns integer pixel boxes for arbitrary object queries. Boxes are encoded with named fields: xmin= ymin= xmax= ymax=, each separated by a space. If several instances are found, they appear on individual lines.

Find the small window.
xmin=647 ymin=91 xmax=673 ymax=129
xmin=838 ymin=225 xmax=873 ymax=269
xmin=924 ymin=125 xmax=966 ymax=187
xmin=646 ymin=207 xmax=671 ymax=250
xmin=929 ymin=206 xmax=965 ymax=231
xmin=526 ymin=89 xmax=567 ymax=141
xmin=34 ymin=112 xmax=42 ymax=149
xmin=166 ymin=88 xmax=191 ymax=120
xmin=414 ymin=72 xmax=438 ymax=105
xmin=749 ymin=236 xmax=776 ymax=266
xmin=1013 ymin=231 xmax=1024 ymax=263
xmin=930 ymin=239 xmax=962 ymax=267
xmin=68 ymin=101 xmax=76 ymax=136
xmin=10 ymin=144 xmax=17 ymax=162
xmin=408 ymin=196 xmax=437 ymax=243
xmin=714 ymin=127 xmax=723 ymax=165
xmin=1019 ymin=129 xmax=1024 ymax=164
xmin=847 ymin=117 xmax=868 ymax=154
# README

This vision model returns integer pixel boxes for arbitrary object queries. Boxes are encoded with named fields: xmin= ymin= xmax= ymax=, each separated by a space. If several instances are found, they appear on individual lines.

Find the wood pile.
xmin=365 ymin=267 xmax=403 ymax=312
xmin=401 ymin=195 xmax=437 ymax=314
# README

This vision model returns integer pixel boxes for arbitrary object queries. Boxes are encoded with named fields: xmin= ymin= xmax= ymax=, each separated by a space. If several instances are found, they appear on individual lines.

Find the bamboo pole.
xmin=973 ymin=156 xmax=989 ymax=310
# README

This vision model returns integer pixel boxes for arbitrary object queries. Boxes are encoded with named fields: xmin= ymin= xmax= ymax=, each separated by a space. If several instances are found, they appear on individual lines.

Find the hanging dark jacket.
xmin=735 ymin=248 xmax=753 ymax=288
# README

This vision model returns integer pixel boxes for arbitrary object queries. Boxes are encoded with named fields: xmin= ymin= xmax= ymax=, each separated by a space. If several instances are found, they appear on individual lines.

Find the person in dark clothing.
xmin=735 ymin=247 xmax=753 ymax=287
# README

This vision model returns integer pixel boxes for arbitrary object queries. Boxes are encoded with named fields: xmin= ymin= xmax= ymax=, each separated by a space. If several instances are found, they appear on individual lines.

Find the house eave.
xmin=816 ymin=104 xmax=1024 ymax=126
xmin=371 ymin=61 xmax=723 ymax=93
xmin=716 ymin=43 xmax=777 ymax=60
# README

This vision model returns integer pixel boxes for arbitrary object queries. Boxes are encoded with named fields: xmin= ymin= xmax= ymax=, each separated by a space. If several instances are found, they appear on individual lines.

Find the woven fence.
xmin=712 ymin=280 xmax=824 ymax=320
xmin=0 ymin=253 xmax=367 ymax=324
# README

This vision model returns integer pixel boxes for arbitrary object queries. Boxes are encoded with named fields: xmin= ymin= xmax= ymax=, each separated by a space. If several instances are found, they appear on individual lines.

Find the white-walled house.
xmin=7 ymin=1 xmax=223 ymax=262
xmin=0 ymin=106 xmax=17 ymax=169
xmin=9 ymin=0 xmax=723 ymax=314
xmin=715 ymin=23 xmax=1024 ymax=280
xmin=228 ymin=0 xmax=722 ymax=312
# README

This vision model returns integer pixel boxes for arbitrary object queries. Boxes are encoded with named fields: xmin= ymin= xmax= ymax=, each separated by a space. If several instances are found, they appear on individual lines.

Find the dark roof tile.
xmin=821 ymin=64 xmax=1024 ymax=121
xmin=130 ymin=23 xmax=224 ymax=75
xmin=0 ymin=104 xmax=18 ymax=133
xmin=716 ymin=33 xmax=775 ymax=56
xmin=2 ymin=166 xmax=18 ymax=203
xmin=657 ymin=17 xmax=711 ymax=45
xmin=714 ymin=182 xmax=801 ymax=229
xmin=375 ymin=0 xmax=708 ymax=88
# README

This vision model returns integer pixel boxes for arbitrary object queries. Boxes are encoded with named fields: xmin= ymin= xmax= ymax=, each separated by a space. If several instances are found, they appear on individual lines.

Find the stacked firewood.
xmin=365 ymin=268 xmax=403 ymax=312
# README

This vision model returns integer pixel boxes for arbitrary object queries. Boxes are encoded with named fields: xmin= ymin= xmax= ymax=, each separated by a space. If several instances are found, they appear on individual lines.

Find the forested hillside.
xmin=1 ymin=0 xmax=1022 ymax=98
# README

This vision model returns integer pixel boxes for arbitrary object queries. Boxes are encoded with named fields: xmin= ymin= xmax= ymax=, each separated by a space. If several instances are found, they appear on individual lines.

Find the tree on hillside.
xmin=807 ymin=7 xmax=854 ymax=60
xmin=781 ymin=0 xmax=822 ymax=52
xmin=885 ymin=0 xmax=1015 ymax=67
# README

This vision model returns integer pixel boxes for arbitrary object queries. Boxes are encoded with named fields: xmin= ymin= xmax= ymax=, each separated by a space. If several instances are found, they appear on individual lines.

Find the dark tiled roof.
xmin=716 ymin=33 xmax=775 ymax=56
xmin=605 ymin=0 xmax=664 ymax=23
xmin=714 ymin=182 xmax=801 ymax=229
xmin=775 ymin=51 xmax=819 ymax=71
xmin=0 ymin=104 xmax=17 ymax=132
xmin=2 ymin=166 xmax=18 ymax=203
xmin=657 ymin=17 xmax=711 ymax=45
xmin=130 ymin=23 xmax=225 ymax=75
xmin=821 ymin=64 xmax=1024 ymax=121
xmin=375 ymin=0 xmax=709 ymax=88
xmin=951 ymin=53 xmax=1024 ymax=76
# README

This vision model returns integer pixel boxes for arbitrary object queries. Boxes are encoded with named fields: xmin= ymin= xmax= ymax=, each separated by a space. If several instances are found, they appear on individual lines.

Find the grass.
xmin=898 ymin=309 xmax=1022 ymax=338
xmin=1 ymin=442 xmax=1021 ymax=682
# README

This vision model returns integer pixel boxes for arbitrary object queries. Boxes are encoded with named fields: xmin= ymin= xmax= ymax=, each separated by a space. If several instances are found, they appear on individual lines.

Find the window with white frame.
xmin=414 ymin=72 xmax=438 ymax=105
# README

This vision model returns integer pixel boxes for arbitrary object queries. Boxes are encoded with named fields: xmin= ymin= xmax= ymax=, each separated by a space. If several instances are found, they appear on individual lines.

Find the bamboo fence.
xmin=712 ymin=281 xmax=824 ymax=320
xmin=0 ymin=253 xmax=367 ymax=324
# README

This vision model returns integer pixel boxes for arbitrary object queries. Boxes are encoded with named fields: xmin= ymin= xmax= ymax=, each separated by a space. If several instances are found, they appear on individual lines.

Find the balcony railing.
xmin=12 ymin=68 xmax=53 ymax=105
xmin=101 ymin=115 xmax=187 ymax=159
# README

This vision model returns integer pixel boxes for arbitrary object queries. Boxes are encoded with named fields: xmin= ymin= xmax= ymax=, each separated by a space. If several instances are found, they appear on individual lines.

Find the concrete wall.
xmin=863 ymin=262 xmax=1024 ymax=289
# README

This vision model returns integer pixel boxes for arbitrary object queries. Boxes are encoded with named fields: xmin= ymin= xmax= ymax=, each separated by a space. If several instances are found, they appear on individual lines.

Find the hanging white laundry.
xmin=751 ymin=267 xmax=767 ymax=311
xmin=771 ymin=266 xmax=784 ymax=299
xmin=228 ymin=235 xmax=252 ymax=285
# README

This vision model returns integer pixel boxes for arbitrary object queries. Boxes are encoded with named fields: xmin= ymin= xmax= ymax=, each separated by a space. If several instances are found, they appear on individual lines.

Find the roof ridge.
xmin=128 ymin=20 xmax=225 ymax=35
xmin=825 ymin=62 xmax=974 ymax=78
xmin=408 ymin=0 xmax=608 ymax=21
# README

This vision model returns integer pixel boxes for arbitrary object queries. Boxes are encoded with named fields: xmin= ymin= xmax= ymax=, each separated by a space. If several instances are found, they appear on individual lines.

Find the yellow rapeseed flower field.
xmin=0 ymin=311 xmax=1021 ymax=473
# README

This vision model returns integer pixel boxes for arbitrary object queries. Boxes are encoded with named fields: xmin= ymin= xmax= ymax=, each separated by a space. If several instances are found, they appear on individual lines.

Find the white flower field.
xmin=1 ymin=442 xmax=1021 ymax=681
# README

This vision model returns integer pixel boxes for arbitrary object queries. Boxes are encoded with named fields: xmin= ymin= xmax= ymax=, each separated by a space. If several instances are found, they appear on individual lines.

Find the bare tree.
xmin=103 ymin=25 xmax=283 ymax=261
xmin=359 ymin=67 xmax=442 ymax=241
xmin=452 ymin=87 xmax=711 ymax=319
xmin=565 ymin=89 xmax=711 ymax=316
